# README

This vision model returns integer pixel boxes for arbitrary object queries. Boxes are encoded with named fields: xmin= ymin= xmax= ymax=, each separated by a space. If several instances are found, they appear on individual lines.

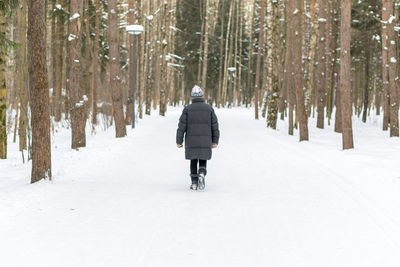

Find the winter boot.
xmin=198 ymin=168 xmax=207 ymax=190
xmin=190 ymin=174 xmax=199 ymax=190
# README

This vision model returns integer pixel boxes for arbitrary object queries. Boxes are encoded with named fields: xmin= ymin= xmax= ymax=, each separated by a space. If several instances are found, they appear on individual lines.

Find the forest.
xmin=0 ymin=0 xmax=399 ymax=182
xmin=1 ymin=1 xmax=400 ymax=266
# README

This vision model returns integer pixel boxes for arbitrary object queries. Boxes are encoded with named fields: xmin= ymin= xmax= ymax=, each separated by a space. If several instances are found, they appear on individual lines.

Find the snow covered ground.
xmin=1 ymin=107 xmax=400 ymax=267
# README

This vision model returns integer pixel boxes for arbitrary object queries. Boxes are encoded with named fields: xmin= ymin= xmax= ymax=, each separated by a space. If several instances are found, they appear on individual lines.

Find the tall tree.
xmin=0 ymin=0 xmax=18 ymax=159
xmin=316 ymin=0 xmax=327 ymax=128
xmin=69 ymin=0 xmax=86 ymax=148
xmin=0 ymin=14 xmax=7 ymax=159
xmin=28 ymin=0 xmax=52 ymax=182
xmin=293 ymin=0 xmax=308 ymax=141
xmin=109 ymin=0 xmax=126 ymax=137
xmin=386 ymin=0 xmax=399 ymax=137
xmin=254 ymin=0 xmax=265 ymax=119
xmin=201 ymin=0 xmax=210 ymax=94
xmin=17 ymin=0 xmax=28 ymax=153
xmin=382 ymin=0 xmax=390 ymax=131
xmin=125 ymin=0 xmax=135 ymax=124
xmin=339 ymin=0 xmax=354 ymax=149
xmin=91 ymin=0 xmax=101 ymax=129
xmin=53 ymin=0 xmax=67 ymax=122
xmin=266 ymin=0 xmax=281 ymax=129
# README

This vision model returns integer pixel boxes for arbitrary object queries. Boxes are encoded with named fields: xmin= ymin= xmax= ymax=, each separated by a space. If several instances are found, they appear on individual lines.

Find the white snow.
xmin=69 ymin=13 xmax=80 ymax=21
xmin=68 ymin=34 xmax=77 ymax=41
xmin=0 ymin=108 xmax=400 ymax=267
xmin=390 ymin=57 xmax=397 ymax=63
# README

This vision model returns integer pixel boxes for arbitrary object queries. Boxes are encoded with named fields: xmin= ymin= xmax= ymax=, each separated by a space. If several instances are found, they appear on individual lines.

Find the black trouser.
xmin=190 ymin=159 xmax=207 ymax=183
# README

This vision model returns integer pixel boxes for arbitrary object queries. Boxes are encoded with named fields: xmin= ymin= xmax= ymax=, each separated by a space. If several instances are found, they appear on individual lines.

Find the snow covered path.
xmin=1 ymin=108 xmax=400 ymax=267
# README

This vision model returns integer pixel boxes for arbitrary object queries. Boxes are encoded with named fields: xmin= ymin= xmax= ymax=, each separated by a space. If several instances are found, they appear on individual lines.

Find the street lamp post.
xmin=228 ymin=67 xmax=236 ymax=108
xmin=126 ymin=24 xmax=144 ymax=128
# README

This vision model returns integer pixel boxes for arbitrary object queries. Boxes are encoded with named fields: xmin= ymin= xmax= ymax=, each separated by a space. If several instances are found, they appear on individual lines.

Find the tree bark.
xmin=126 ymin=0 xmax=135 ymax=124
xmin=201 ymin=0 xmax=210 ymax=95
xmin=316 ymin=0 xmax=327 ymax=128
xmin=109 ymin=0 xmax=126 ymax=137
xmin=382 ymin=0 xmax=390 ymax=131
xmin=54 ymin=0 xmax=66 ymax=122
xmin=293 ymin=0 xmax=308 ymax=141
xmin=362 ymin=42 xmax=370 ymax=123
xmin=386 ymin=0 xmax=399 ymax=137
xmin=0 ymin=15 xmax=6 ymax=159
xmin=91 ymin=0 xmax=101 ymax=129
xmin=28 ymin=0 xmax=52 ymax=182
xmin=254 ymin=0 xmax=265 ymax=119
xmin=266 ymin=0 xmax=281 ymax=129
xmin=17 ymin=0 xmax=28 ymax=152
xmin=339 ymin=0 xmax=354 ymax=149
xmin=69 ymin=0 xmax=87 ymax=148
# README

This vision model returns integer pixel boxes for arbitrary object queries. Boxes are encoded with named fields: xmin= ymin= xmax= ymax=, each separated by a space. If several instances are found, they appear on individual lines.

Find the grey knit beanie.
xmin=191 ymin=85 xmax=204 ymax=97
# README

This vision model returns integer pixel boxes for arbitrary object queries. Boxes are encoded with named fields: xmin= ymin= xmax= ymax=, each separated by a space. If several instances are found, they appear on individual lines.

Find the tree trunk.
xmin=245 ymin=0 xmax=256 ymax=107
xmin=54 ymin=0 xmax=66 ymax=122
xmin=387 ymin=0 xmax=399 ymax=137
xmin=109 ymin=0 xmax=126 ymax=137
xmin=28 ymin=0 xmax=52 ymax=182
xmin=316 ymin=0 xmax=327 ymax=128
xmin=362 ymin=42 xmax=370 ymax=123
xmin=339 ymin=0 xmax=354 ymax=149
xmin=91 ymin=0 xmax=100 ymax=129
xmin=293 ymin=0 xmax=308 ymax=141
xmin=254 ymin=0 xmax=265 ymax=119
xmin=221 ymin=1 xmax=233 ymax=107
xmin=201 ymin=0 xmax=210 ymax=95
xmin=126 ymin=0 xmax=135 ymax=124
xmin=266 ymin=0 xmax=281 ymax=129
xmin=69 ymin=0 xmax=87 ymax=148
xmin=0 ymin=15 xmax=6 ymax=159
xmin=382 ymin=0 xmax=390 ymax=131
xmin=18 ymin=0 xmax=28 ymax=152
xmin=159 ymin=1 xmax=170 ymax=116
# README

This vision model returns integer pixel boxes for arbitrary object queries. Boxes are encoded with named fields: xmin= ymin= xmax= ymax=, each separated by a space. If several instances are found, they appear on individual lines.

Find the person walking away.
xmin=176 ymin=85 xmax=220 ymax=190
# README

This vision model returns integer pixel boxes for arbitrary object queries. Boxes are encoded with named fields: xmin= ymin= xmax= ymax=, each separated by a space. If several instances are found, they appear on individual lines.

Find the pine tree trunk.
xmin=54 ymin=0 xmax=66 ymax=122
xmin=316 ymin=0 xmax=327 ymax=129
xmin=266 ymin=0 xmax=281 ymax=129
xmin=159 ymin=1 xmax=170 ymax=116
xmin=339 ymin=0 xmax=354 ymax=149
xmin=387 ymin=0 xmax=399 ymax=137
xmin=221 ymin=1 xmax=234 ymax=107
xmin=327 ymin=1 xmax=339 ymax=125
xmin=362 ymin=42 xmax=370 ymax=123
xmin=0 ymin=15 xmax=6 ymax=159
xmin=28 ymin=0 xmax=52 ymax=182
xmin=91 ymin=0 xmax=100 ymax=129
xmin=294 ymin=0 xmax=309 ymax=141
xmin=254 ymin=0 xmax=265 ymax=119
xmin=69 ymin=0 xmax=87 ymax=148
xmin=145 ymin=0 xmax=153 ymax=115
xmin=126 ymin=0 xmax=135 ymax=124
xmin=109 ymin=0 xmax=126 ymax=137
xmin=284 ymin=0 xmax=295 ymax=135
xmin=245 ymin=0 xmax=256 ymax=107
xmin=217 ymin=0 xmax=226 ymax=107
xmin=382 ymin=0 xmax=390 ymax=131
xmin=17 ymin=0 xmax=28 ymax=152
xmin=201 ymin=0 xmax=210 ymax=95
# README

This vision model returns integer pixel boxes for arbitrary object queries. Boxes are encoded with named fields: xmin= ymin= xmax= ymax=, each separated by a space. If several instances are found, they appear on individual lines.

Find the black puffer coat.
xmin=176 ymin=98 xmax=220 ymax=160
